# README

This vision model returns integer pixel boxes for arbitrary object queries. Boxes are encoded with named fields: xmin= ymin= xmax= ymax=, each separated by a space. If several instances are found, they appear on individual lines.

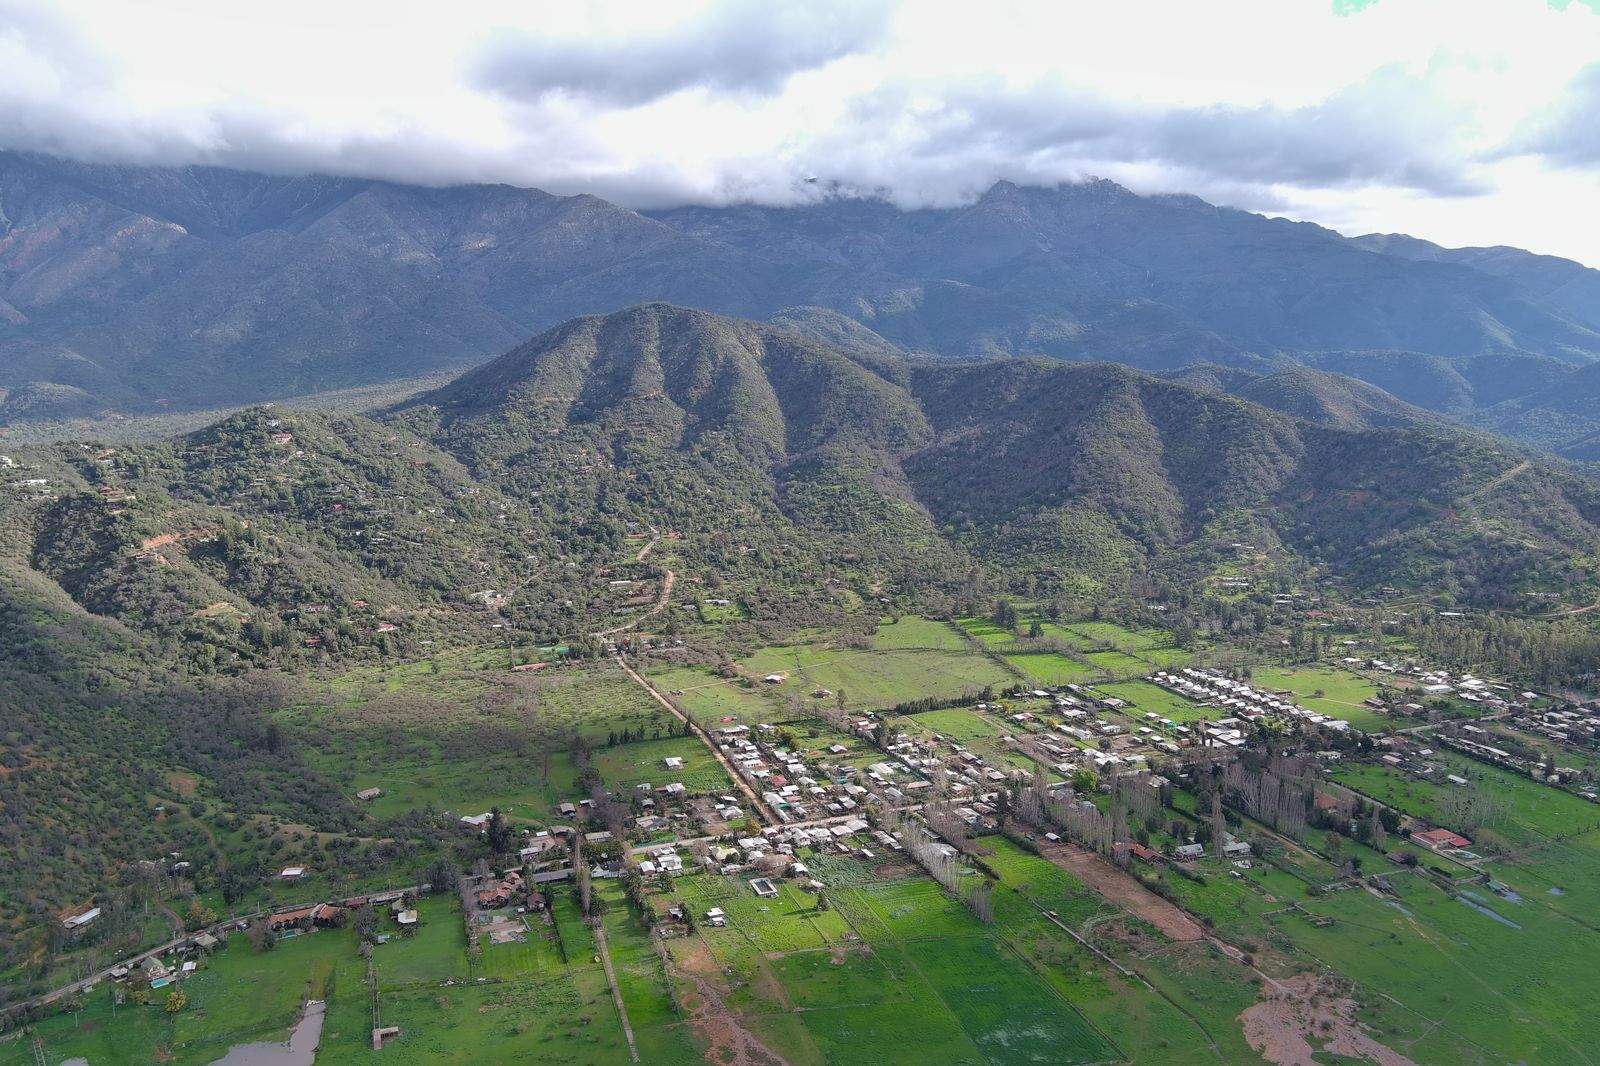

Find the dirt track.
xmin=1038 ymin=841 xmax=1206 ymax=942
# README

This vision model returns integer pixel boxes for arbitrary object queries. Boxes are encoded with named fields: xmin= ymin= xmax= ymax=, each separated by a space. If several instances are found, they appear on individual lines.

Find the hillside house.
xmin=59 ymin=904 xmax=101 ymax=931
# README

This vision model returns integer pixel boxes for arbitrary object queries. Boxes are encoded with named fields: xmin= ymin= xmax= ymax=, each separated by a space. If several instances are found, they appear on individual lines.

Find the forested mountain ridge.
xmin=397 ymin=305 xmax=1600 ymax=610
xmin=7 ymin=302 xmax=1600 ymax=671
xmin=8 ymin=151 xmax=1600 ymax=453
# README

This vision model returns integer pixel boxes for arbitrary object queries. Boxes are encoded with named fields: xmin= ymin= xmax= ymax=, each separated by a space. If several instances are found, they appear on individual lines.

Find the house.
xmin=192 ymin=931 xmax=219 ymax=951
xmin=476 ymin=871 xmax=526 ymax=909
xmin=705 ymin=907 xmax=727 ymax=927
xmin=1174 ymin=843 xmax=1206 ymax=860
xmin=663 ymin=756 xmax=685 ymax=770
xmin=1413 ymin=828 xmax=1472 ymax=850
xmin=270 ymin=905 xmax=318 ymax=931
xmin=396 ymin=909 xmax=419 ymax=926
xmin=357 ymin=787 xmax=383 ymax=801
xmin=141 ymin=957 xmax=173 ymax=988
xmin=279 ymin=866 xmax=307 ymax=881
xmin=59 ymin=904 xmax=101 ymax=930
xmin=460 ymin=812 xmax=493 ymax=829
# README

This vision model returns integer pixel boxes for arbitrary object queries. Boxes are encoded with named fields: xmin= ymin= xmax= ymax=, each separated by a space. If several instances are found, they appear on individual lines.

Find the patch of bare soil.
xmin=1240 ymin=973 xmax=1416 ymax=1066
xmin=671 ymin=940 xmax=789 ymax=1066
xmin=1040 ymin=842 xmax=1206 ymax=941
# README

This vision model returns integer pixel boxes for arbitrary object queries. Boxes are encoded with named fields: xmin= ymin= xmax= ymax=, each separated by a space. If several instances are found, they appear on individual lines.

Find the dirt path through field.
xmin=672 ymin=940 xmax=791 ymax=1066
xmin=592 ymin=920 xmax=640 ymax=1062
xmin=1038 ymin=841 xmax=1206 ymax=941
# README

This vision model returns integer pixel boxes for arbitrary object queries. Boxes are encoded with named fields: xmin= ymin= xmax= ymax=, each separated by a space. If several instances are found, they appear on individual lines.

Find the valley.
xmin=2 ymin=213 xmax=1600 ymax=1066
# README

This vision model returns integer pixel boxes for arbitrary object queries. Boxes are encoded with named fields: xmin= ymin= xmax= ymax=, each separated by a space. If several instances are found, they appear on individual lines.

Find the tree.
xmin=426 ymin=858 xmax=457 ymax=894
xmin=994 ymin=788 xmax=1013 ymax=827
xmin=486 ymin=808 xmax=513 ymax=854
xmin=1210 ymin=791 xmax=1227 ymax=859
xmin=967 ymin=881 xmax=995 ymax=924
xmin=246 ymin=917 xmax=276 ymax=952
xmin=165 ymin=986 xmax=188 ymax=1013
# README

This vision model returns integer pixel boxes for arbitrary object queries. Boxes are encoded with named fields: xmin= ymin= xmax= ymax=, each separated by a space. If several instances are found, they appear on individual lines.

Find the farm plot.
xmin=738 ymin=636 xmax=1012 ymax=711
xmin=645 ymin=664 xmax=783 ymax=725
xmin=592 ymin=735 xmax=732 ymax=795
xmin=871 ymin=616 xmax=974 ymax=651
xmin=1004 ymin=650 xmax=1104 ymax=685
xmin=1281 ymin=871 xmax=1600 ymax=1063
xmin=13 ymin=892 xmax=646 ymax=1066
xmin=1251 ymin=665 xmax=1391 ymax=731
xmin=1094 ymin=680 xmax=1214 ymax=724
xmin=1081 ymin=650 xmax=1150 ymax=678
xmin=1331 ymin=756 xmax=1600 ymax=850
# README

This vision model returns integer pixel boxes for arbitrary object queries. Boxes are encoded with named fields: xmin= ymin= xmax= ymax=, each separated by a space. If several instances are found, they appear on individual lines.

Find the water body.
xmin=1487 ymin=881 xmax=1523 ymax=903
xmin=1548 ymin=886 xmax=1566 ymax=896
xmin=1458 ymin=892 xmax=1522 ymax=929
xmin=210 ymin=1000 xmax=325 ymax=1066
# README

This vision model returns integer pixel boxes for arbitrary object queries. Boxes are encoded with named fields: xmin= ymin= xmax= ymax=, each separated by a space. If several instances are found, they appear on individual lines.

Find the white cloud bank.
xmin=3 ymin=0 xmax=1600 ymax=264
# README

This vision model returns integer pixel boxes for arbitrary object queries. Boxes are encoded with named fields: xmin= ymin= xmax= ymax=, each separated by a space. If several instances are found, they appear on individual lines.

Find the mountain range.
xmin=7 ymin=151 xmax=1600 ymax=456
xmin=6 ymin=303 xmax=1599 ymax=687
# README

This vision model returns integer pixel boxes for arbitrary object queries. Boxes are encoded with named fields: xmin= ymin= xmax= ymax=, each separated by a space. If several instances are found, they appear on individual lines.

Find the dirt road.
xmin=615 ymin=656 xmax=779 ymax=825
xmin=592 ymin=920 xmax=640 ymax=1062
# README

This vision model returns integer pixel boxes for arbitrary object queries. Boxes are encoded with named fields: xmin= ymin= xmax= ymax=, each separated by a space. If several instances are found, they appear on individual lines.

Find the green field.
xmin=1252 ymin=665 xmax=1392 ymax=731
xmin=1003 ymin=650 xmax=1105 ymax=685
xmin=738 ymin=634 xmax=1012 ymax=711
xmin=1094 ymin=680 xmax=1215 ymax=724
xmin=1081 ymin=650 xmax=1150 ymax=678
xmin=667 ymin=862 xmax=1120 ymax=1065
xmin=298 ymin=658 xmax=676 ymax=822
xmin=9 ymin=890 xmax=654 ymax=1066
xmin=1331 ymin=755 xmax=1600 ymax=850
xmin=592 ymin=735 xmax=732 ymax=794
xmin=646 ymin=665 xmax=784 ymax=725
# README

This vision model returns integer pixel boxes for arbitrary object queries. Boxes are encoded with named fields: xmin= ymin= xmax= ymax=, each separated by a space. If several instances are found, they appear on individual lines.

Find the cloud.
xmin=471 ymin=0 xmax=893 ymax=106
xmin=1 ymin=0 xmax=1599 ymax=263
xmin=1507 ymin=61 xmax=1600 ymax=167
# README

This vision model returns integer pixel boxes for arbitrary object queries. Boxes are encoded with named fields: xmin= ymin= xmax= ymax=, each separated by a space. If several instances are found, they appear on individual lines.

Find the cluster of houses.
xmin=1003 ymin=691 xmax=1175 ymax=772
xmin=713 ymin=724 xmax=882 ymax=822
xmin=1153 ymin=668 xmax=1353 ymax=735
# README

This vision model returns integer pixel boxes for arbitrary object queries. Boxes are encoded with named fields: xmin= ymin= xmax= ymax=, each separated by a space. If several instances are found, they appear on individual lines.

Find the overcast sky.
xmin=4 ymin=0 xmax=1600 ymax=264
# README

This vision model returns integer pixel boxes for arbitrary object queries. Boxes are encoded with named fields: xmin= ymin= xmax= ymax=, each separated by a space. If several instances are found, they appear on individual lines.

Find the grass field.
xmin=1094 ymin=680 xmax=1215 ymax=724
xmin=1252 ymin=665 xmax=1391 ymax=731
xmin=1081 ymin=650 xmax=1151 ymax=678
xmin=8 ymin=888 xmax=664 ymax=1066
xmin=1331 ymin=755 xmax=1600 ymax=850
xmin=738 ymin=634 xmax=1012 ymax=711
xmin=671 ymin=864 xmax=1123 ymax=1066
xmin=1003 ymin=650 xmax=1105 ymax=685
xmin=592 ymin=735 xmax=732 ymax=794
xmin=646 ymin=665 xmax=784 ymax=725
